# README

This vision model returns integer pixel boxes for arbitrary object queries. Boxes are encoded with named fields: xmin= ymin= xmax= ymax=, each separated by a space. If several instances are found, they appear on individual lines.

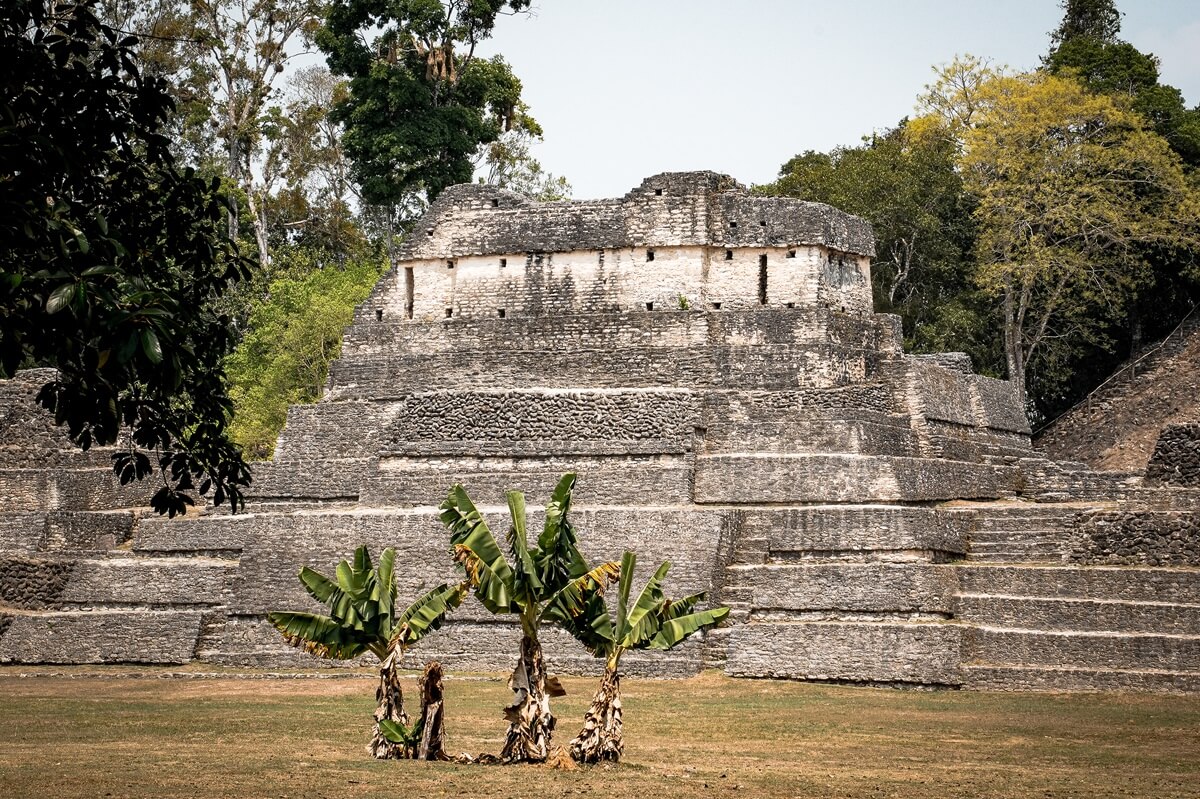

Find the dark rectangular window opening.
xmin=787 ymin=248 xmax=797 ymax=259
xmin=498 ymin=308 xmax=506 ymax=319
xmin=526 ymin=253 xmax=534 ymax=268
xmin=491 ymin=198 xmax=499 ymax=207
xmin=645 ymin=302 xmax=654 ymax=311
xmin=654 ymin=188 xmax=663 ymax=196
xmin=724 ymin=249 xmax=733 ymax=260
xmin=712 ymin=301 xmax=722 ymax=310
xmin=444 ymin=307 xmax=453 ymax=319
xmin=499 ymin=258 xmax=507 ymax=268
xmin=404 ymin=267 xmax=414 ymax=320
xmin=375 ymin=308 xmax=383 ymax=321
xmin=446 ymin=259 xmax=455 ymax=269
xmin=786 ymin=302 xmax=795 ymax=309
xmin=598 ymin=249 xmax=605 ymax=265
xmin=758 ymin=254 xmax=768 ymax=305
xmin=646 ymin=249 xmax=655 ymax=262
xmin=426 ymin=228 xmax=434 ymax=237
xmin=760 ymin=220 xmax=767 ymax=227
xmin=730 ymin=221 xmax=738 ymax=229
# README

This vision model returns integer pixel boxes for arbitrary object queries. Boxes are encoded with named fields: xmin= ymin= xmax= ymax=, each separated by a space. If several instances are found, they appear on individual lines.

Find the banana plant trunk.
xmin=416 ymin=660 xmax=449 ymax=760
xmin=500 ymin=631 xmax=556 ymax=762
xmin=369 ymin=650 xmax=410 ymax=759
xmin=569 ymin=659 xmax=623 ymax=763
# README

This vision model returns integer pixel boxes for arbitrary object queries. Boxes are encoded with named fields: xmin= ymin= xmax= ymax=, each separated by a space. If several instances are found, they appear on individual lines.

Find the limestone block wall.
xmin=2 ymin=172 xmax=1197 ymax=693
xmin=1146 ymin=424 xmax=1200 ymax=487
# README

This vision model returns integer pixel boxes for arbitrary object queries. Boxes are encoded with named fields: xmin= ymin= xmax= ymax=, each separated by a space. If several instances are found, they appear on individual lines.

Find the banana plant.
xmin=548 ymin=550 xmax=730 ymax=764
xmin=267 ymin=545 xmax=468 ymax=759
xmin=439 ymin=473 xmax=620 ymax=763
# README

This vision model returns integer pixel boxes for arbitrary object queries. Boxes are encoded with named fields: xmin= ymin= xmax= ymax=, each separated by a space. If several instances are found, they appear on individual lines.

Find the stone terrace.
xmin=1 ymin=172 xmax=1197 ymax=691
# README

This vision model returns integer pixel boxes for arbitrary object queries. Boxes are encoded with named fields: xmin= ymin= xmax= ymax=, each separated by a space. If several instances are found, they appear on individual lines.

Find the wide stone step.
xmin=0 ymin=609 xmax=203 ymax=664
xmin=729 ymin=562 xmax=957 ymax=615
xmin=963 ymin=627 xmax=1200 ymax=672
xmin=360 ymin=456 xmax=693 ymax=507
xmin=695 ymin=454 xmax=1020 ymax=504
xmin=57 ymin=557 xmax=236 ymax=607
xmin=724 ymin=620 xmax=962 ymax=686
xmin=735 ymin=504 xmax=975 ymax=556
xmin=958 ymin=564 xmax=1200 ymax=604
xmin=957 ymin=594 xmax=1200 ymax=635
xmin=963 ymin=663 xmax=1200 ymax=693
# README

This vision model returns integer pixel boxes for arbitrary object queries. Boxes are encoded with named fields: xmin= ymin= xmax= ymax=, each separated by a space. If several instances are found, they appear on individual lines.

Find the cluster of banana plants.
xmin=268 ymin=473 xmax=728 ymax=765
xmin=266 ymin=546 xmax=467 ymax=759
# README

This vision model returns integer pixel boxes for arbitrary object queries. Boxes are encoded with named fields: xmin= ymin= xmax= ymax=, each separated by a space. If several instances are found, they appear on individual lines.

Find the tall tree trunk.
xmin=1003 ymin=284 xmax=1026 ymax=399
xmin=500 ymin=631 xmax=555 ymax=763
xmin=569 ymin=661 xmax=622 ymax=764
xmin=368 ymin=650 xmax=409 ymax=759
xmin=245 ymin=189 xmax=271 ymax=267
xmin=416 ymin=660 xmax=449 ymax=761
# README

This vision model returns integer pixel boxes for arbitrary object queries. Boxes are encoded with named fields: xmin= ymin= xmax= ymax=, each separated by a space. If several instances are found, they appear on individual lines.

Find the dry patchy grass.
xmin=0 ymin=670 xmax=1198 ymax=798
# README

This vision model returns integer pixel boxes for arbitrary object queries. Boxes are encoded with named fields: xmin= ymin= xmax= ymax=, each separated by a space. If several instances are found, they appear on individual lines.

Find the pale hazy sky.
xmin=471 ymin=1 xmax=1200 ymax=199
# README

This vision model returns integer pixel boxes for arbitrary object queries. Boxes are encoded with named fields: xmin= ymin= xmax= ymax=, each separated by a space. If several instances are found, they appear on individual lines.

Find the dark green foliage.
xmin=759 ymin=125 xmax=998 ymax=375
xmin=1048 ymin=0 xmax=1122 ymax=47
xmin=1038 ymin=0 xmax=1200 ymax=419
xmin=317 ymin=0 xmax=533 ymax=205
xmin=0 ymin=1 xmax=254 ymax=515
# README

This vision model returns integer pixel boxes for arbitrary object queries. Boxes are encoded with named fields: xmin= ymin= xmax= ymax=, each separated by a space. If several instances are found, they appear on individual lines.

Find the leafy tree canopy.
xmin=759 ymin=125 xmax=991 ymax=368
xmin=919 ymin=63 xmax=1200 ymax=400
xmin=317 ymin=0 xmax=535 ymax=206
xmin=0 ymin=0 xmax=254 ymax=515
xmin=1048 ymin=0 xmax=1122 ymax=47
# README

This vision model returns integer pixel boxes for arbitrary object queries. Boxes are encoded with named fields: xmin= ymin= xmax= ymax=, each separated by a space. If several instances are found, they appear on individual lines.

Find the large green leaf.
xmin=378 ymin=718 xmax=424 ymax=745
xmin=664 ymin=591 xmax=707 ymax=620
xmin=506 ymin=490 xmax=542 ymax=605
xmin=442 ymin=485 xmax=516 ymax=614
xmin=266 ymin=611 xmax=369 ymax=660
xmin=615 ymin=550 xmax=636 ymax=643
xmin=390 ymin=582 xmax=469 ymax=648
xmin=539 ymin=559 xmax=620 ymax=627
xmin=648 ymin=606 xmax=730 ymax=651
xmin=297 ymin=566 xmax=338 ymax=605
xmin=373 ymin=547 xmax=397 ymax=629
xmin=621 ymin=560 xmax=671 ymax=648
xmin=536 ymin=473 xmax=588 ymax=591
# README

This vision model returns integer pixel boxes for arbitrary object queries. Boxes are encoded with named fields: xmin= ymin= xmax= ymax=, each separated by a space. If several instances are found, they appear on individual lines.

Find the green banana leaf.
xmin=621 ymin=561 xmax=671 ymax=648
xmin=648 ymin=606 xmax=730 ymax=650
xmin=378 ymin=717 xmax=424 ymax=745
xmin=506 ymin=490 xmax=543 ymax=607
xmin=297 ymin=566 xmax=339 ymax=605
xmin=443 ymin=485 xmax=516 ymax=614
xmin=373 ymin=547 xmax=397 ymax=626
xmin=536 ymin=473 xmax=588 ymax=591
xmin=266 ymin=611 xmax=370 ymax=659
xmin=390 ymin=582 xmax=469 ymax=649
xmin=665 ymin=591 xmax=707 ymax=619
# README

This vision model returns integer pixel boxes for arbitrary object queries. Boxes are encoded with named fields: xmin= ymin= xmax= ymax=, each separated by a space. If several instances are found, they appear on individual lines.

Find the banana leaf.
xmin=266 ymin=611 xmax=369 ymax=659
xmin=378 ymin=717 xmax=424 ymax=745
xmin=535 ymin=473 xmax=588 ymax=590
xmin=390 ymin=582 xmax=469 ymax=649
xmin=539 ymin=559 xmax=620 ymax=626
xmin=664 ymin=591 xmax=707 ymax=620
xmin=373 ymin=547 xmax=397 ymax=626
xmin=506 ymin=490 xmax=542 ymax=606
xmin=621 ymin=560 xmax=671 ymax=648
xmin=648 ymin=606 xmax=730 ymax=650
xmin=297 ymin=566 xmax=339 ymax=605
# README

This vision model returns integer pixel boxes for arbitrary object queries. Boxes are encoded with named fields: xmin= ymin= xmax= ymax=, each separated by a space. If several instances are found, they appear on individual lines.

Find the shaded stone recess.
xmin=1 ymin=171 xmax=1197 ymax=691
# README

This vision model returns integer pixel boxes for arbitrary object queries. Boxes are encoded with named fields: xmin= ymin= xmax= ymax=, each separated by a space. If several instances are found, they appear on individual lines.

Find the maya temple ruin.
xmin=2 ymin=171 xmax=1198 ymax=691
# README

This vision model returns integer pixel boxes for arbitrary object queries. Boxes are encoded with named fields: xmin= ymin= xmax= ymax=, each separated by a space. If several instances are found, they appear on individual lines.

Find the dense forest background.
xmin=3 ymin=0 xmax=1198 ymax=511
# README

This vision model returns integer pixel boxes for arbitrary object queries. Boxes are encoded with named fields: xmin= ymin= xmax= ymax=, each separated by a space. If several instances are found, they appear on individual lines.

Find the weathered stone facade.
xmin=1 ymin=172 xmax=1197 ymax=691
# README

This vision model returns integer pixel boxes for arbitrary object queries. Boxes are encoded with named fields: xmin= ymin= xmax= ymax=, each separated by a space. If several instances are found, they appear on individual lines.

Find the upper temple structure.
xmin=1 ymin=172 xmax=1198 ymax=691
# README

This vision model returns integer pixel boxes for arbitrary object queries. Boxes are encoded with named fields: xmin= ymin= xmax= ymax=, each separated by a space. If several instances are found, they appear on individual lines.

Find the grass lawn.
xmin=1 ymin=669 xmax=1198 ymax=798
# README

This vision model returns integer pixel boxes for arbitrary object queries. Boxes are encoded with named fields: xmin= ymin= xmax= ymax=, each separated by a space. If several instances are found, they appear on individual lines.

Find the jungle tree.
xmin=1 ymin=0 xmax=255 ymax=516
xmin=439 ymin=473 xmax=619 ymax=763
xmin=548 ymin=551 xmax=729 ymax=764
xmin=267 ymin=545 xmax=467 ymax=759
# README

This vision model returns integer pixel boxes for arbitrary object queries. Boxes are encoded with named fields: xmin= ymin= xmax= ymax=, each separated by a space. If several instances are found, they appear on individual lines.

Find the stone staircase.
xmin=956 ymin=562 xmax=1200 ymax=692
